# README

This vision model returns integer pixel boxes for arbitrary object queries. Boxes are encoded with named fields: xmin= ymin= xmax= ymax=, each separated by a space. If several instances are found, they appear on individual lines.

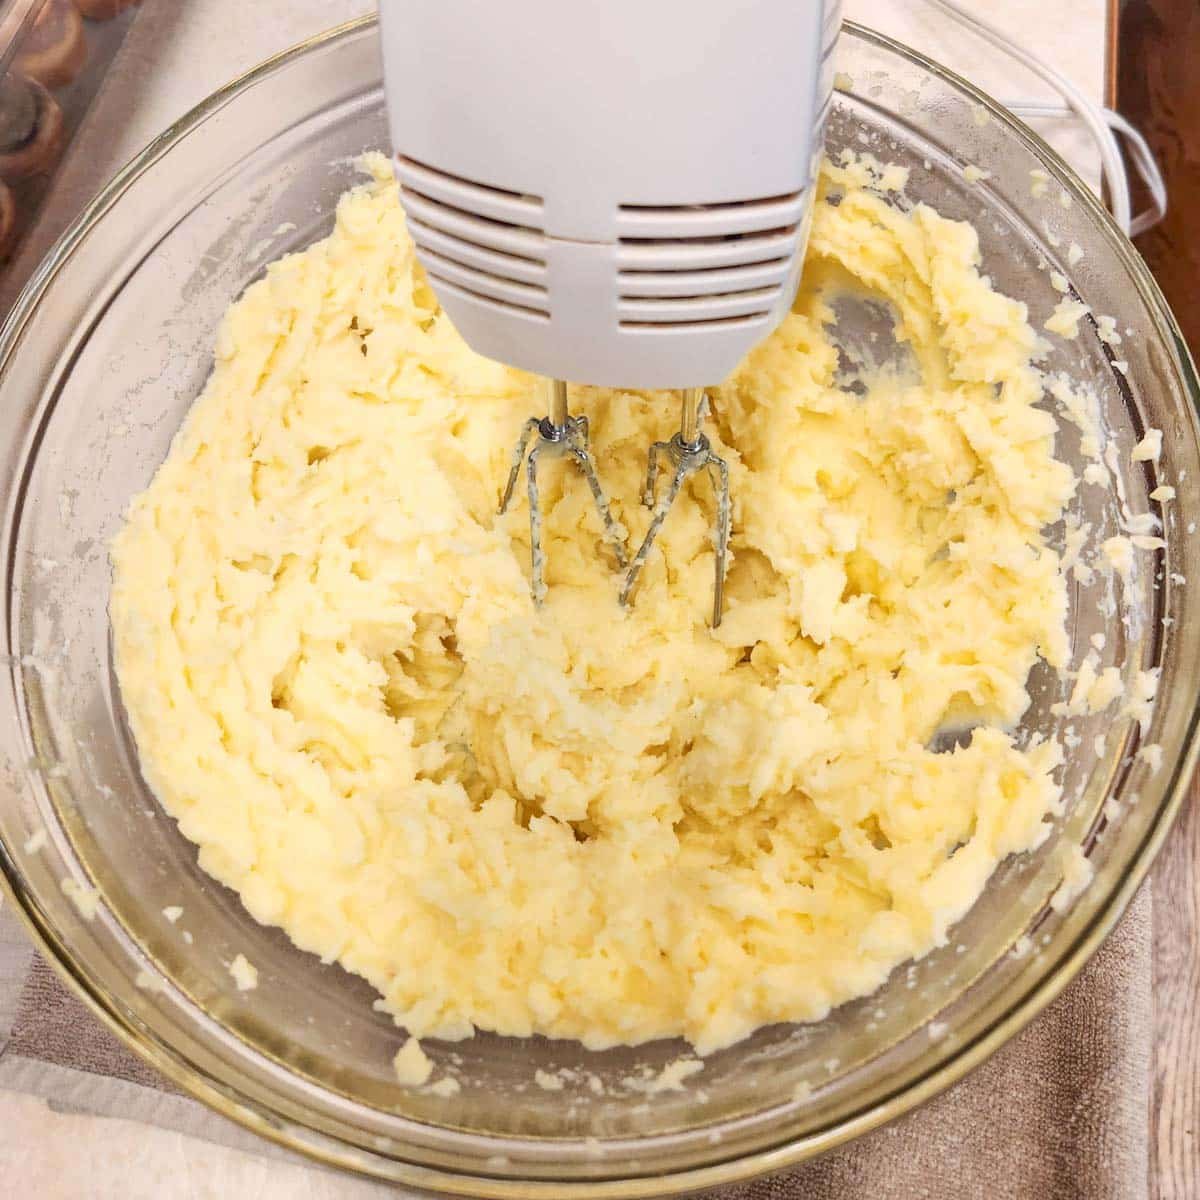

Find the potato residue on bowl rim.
xmin=112 ymin=151 xmax=1092 ymax=1055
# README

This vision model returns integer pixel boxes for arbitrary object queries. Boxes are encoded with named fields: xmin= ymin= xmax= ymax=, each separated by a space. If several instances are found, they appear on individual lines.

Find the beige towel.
xmin=729 ymin=892 xmax=1151 ymax=1199
xmin=0 ymin=891 xmax=1150 ymax=1198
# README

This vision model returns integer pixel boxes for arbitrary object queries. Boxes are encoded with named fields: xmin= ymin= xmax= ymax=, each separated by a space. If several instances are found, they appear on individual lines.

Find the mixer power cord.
xmin=924 ymin=0 xmax=1167 ymax=238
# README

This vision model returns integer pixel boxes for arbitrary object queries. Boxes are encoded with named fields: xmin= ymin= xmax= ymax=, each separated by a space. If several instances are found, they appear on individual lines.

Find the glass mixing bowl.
xmin=0 ymin=16 xmax=1198 ymax=1197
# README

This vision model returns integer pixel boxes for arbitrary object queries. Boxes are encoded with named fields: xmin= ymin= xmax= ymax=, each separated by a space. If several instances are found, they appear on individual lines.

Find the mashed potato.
xmin=110 ymin=154 xmax=1074 ymax=1053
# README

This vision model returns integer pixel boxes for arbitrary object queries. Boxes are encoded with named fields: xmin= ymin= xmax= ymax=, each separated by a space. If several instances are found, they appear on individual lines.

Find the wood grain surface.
xmin=1114 ymin=2 xmax=1200 ymax=1197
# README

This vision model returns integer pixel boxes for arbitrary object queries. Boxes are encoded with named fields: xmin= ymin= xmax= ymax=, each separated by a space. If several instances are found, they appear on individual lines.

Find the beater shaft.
xmin=548 ymin=377 xmax=569 ymax=427
xmin=679 ymin=385 xmax=701 ymax=447
xmin=499 ymin=379 xmax=627 ymax=605
xmin=620 ymin=388 xmax=731 ymax=627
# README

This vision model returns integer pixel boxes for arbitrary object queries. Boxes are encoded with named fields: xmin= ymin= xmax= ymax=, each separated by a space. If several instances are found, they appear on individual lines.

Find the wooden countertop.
xmin=1112 ymin=3 xmax=1200 ymax=1196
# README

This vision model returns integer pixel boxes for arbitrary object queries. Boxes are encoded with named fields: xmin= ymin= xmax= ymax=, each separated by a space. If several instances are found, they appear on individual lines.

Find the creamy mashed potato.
xmin=111 ymin=154 xmax=1073 ymax=1053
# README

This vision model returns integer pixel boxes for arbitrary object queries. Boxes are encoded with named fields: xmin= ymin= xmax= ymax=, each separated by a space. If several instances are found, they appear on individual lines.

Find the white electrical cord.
xmin=1004 ymin=102 xmax=1168 ymax=237
xmin=1100 ymin=111 xmax=1167 ymax=237
xmin=923 ymin=0 xmax=1167 ymax=237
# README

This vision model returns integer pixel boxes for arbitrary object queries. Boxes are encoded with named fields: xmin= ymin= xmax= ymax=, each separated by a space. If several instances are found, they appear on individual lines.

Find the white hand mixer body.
xmin=379 ymin=0 xmax=839 ymax=621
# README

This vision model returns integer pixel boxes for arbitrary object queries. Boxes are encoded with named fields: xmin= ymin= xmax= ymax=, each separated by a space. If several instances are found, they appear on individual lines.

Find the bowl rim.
xmin=0 ymin=12 xmax=1198 ymax=1197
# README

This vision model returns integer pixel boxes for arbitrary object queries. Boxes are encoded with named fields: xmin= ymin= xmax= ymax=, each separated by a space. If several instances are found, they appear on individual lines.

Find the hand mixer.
xmin=379 ymin=0 xmax=840 ymax=624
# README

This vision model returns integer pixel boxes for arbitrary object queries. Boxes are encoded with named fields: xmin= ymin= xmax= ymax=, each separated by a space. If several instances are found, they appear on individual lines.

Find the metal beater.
xmin=499 ymin=378 xmax=628 ymax=605
xmin=501 ymin=383 xmax=730 ymax=623
xmin=620 ymin=388 xmax=731 ymax=627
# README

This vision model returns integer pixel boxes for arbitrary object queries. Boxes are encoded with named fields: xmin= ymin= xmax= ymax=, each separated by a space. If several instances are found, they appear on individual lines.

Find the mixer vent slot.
xmin=396 ymin=156 xmax=544 ymax=229
xmin=618 ymin=190 xmax=799 ymax=213
xmin=614 ymin=191 xmax=802 ymax=328
xmin=418 ymin=245 xmax=550 ymax=316
xmin=422 ymin=272 xmax=550 ymax=322
xmin=617 ymin=228 xmax=799 ymax=271
xmin=619 ymin=313 xmax=773 ymax=333
xmin=616 ymin=191 xmax=805 ymax=240
xmin=616 ymin=257 xmax=790 ymax=333
xmin=408 ymin=218 xmax=548 ymax=279
xmin=401 ymin=187 xmax=547 ymax=251
xmin=396 ymin=155 xmax=551 ymax=315
xmin=617 ymin=286 xmax=779 ymax=325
